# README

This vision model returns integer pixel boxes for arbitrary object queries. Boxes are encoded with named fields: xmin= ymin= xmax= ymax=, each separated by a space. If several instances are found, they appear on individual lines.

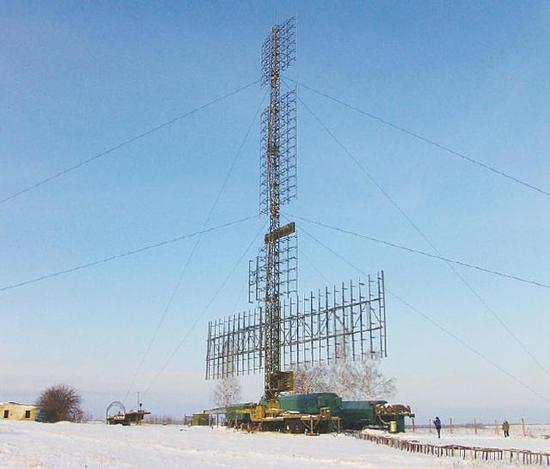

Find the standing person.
xmin=502 ymin=420 xmax=510 ymax=437
xmin=433 ymin=416 xmax=442 ymax=438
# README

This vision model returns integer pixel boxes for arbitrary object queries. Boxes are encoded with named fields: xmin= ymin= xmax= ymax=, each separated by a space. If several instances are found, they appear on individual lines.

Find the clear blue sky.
xmin=1 ymin=1 xmax=549 ymax=423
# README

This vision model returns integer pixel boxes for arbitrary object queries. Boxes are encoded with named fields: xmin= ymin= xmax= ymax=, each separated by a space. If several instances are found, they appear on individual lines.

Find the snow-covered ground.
xmin=381 ymin=424 xmax=550 ymax=453
xmin=1 ymin=420 xmax=549 ymax=468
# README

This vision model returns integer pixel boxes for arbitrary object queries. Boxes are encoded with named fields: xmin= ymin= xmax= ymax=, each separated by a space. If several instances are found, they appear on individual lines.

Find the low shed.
xmin=0 ymin=402 xmax=37 ymax=421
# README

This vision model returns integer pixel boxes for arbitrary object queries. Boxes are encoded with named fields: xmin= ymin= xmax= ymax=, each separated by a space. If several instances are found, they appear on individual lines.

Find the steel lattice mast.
xmin=262 ymin=18 xmax=296 ymax=400
xmin=205 ymin=18 xmax=387 ymax=400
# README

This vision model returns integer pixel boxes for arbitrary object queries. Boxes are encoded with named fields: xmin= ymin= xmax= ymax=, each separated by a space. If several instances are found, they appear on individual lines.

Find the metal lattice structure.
xmin=206 ymin=274 xmax=387 ymax=380
xmin=260 ymin=17 xmax=298 ymax=399
xmin=259 ymin=88 xmax=297 ymax=215
xmin=248 ymin=230 xmax=298 ymax=303
xmin=260 ymin=17 xmax=296 ymax=86
xmin=205 ymin=17 xmax=388 ymax=400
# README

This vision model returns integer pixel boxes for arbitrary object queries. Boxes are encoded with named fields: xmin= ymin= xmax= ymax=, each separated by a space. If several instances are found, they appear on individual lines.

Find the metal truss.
xmin=205 ymin=18 xmax=388 ymax=400
xmin=206 ymin=273 xmax=387 ymax=380
xmin=259 ymin=88 xmax=297 ymax=215
xmin=258 ymin=16 xmax=298 ymax=397
xmin=281 ymin=273 xmax=387 ymax=370
xmin=248 ymin=232 xmax=298 ymax=303
xmin=205 ymin=308 xmax=264 ymax=380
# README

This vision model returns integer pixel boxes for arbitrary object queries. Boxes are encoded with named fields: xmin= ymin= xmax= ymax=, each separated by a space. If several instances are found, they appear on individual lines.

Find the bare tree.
xmin=80 ymin=411 xmax=94 ymax=423
xmin=36 ymin=384 xmax=83 ymax=423
xmin=212 ymin=376 xmax=241 ymax=408
xmin=294 ymin=365 xmax=329 ymax=394
xmin=293 ymin=351 xmax=396 ymax=400
xmin=212 ymin=338 xmax=242 ymax=408
xmin=327 ymin=358 xmax=396 ymax=400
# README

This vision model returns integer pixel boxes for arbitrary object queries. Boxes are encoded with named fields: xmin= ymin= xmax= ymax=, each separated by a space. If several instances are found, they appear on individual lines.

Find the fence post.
xmin=412 ymin=417 xmax=416 ymax=433
xmin=429 ymin=419 xmax=432 ymax=433
xmin=474 ymin=418 xmax=478 ymax=435
xmin=450 ymin=417 xmax=453 ymax=435
xmin=521 ymin=417 xmax=526 ymax=437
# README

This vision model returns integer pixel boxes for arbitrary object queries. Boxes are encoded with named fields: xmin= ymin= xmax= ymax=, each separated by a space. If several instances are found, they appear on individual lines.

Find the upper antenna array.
xmin=261 ymin=17 xmax=296 ymax=86
xmin=259 ymin=17 xmax=298 ymax=215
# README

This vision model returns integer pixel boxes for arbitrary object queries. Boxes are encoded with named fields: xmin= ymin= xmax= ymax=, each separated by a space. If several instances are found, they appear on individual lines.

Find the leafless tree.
xmin=36 ymin=384 xmax=83 ymax=423
xmin=294 ymin=365 xmax=329 ymax=394
xmin=212 ymin=376 xmax=242 ymax=408
xmin=80 ymin=411 xmax=94 ymax=423
xmin=293 ymin=347 xmax=396 ymax=400
xmin=212 ymin=338 xmax=242 ymax=408
xmin=327 ymin=357 xmax=396 ymax=400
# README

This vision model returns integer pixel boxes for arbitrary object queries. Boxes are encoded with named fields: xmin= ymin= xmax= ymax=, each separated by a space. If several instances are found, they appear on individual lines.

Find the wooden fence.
xmin=355 ymin=432 xmax=550 ymax=466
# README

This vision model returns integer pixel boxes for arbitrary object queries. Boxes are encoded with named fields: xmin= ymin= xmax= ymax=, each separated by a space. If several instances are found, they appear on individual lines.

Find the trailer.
xmin=224 ymin=393 xmax=413 ymax=434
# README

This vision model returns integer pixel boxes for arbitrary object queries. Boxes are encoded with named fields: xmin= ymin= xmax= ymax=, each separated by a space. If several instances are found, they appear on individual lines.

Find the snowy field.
xmin=383 ymin=424 xmax=550 ymax=453
xmin=1 ymin=421 xmax=550 ymax=468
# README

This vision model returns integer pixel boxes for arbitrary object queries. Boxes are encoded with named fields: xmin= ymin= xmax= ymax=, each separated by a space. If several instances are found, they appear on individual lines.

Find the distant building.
xmin=0 ymin=402 xmax=37 ymax=421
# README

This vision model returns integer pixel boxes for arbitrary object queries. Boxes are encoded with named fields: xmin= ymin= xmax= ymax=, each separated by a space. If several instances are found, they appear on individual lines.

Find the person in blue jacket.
xmin=433 ymin=416 xmax=442 ymax=438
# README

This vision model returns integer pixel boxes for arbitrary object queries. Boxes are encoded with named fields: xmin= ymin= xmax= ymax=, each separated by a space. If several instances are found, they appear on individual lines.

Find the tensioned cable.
xmin=0 ymin=80 xmax=259 ymax=205
xmin=386 ymin=291 xmax=550 ymax=405
xmin=299 ymin=244 xmax=331 ymax=285
xmin=230 ymin=281 xmax=248 ymax=316
xmin=123 ymin=92 xmax=267 ymax=403
xmin=0 ymin=215 xmax=256 ymax=293
xmin=291 ymin=214 xmax=550 ymax=290
xmin=290 ymin=79 xmax=550 ymax=199
xmin=297 ymin=93 xmax=550 ymax=380
xmin=141 ymin=222 xmax=267 ymax=397
xmin=297 ymin=221 xmax=550 ymax=405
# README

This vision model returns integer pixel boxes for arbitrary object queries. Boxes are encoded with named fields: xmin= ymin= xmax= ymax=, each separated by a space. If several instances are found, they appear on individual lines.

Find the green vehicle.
xmin=339 ymin=400 xmax=412 ymax=432
xmin=223 ymin=394 xmax=413 ymax=434
xmin=339 ymin=400 xmax=382 ymax=429
xmin=278 ymin=393 xmax=341 ymax=415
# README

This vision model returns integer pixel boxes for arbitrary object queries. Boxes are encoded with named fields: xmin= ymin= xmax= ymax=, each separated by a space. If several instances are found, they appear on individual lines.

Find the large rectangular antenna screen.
xmin=206 ymin=273 xmax=387 ymax=380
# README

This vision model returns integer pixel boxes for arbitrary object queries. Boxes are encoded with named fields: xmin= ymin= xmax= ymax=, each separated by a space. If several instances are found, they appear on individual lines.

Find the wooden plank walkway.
xmin=355 ymin=432 xmax=550 ymax=465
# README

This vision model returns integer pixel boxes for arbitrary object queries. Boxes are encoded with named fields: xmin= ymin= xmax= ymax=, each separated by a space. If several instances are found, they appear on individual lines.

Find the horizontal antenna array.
xmin=206 ymin=273 xmax=387 ymax=380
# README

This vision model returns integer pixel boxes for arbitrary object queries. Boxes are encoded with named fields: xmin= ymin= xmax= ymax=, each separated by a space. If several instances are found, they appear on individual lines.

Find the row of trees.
xmin=35 ymin=359 xmax=395 ymax=421
xmin=293 ymin=358 xmax=396 ymax=399
xmin=212 ymin=356 xmax=395 ymax=407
